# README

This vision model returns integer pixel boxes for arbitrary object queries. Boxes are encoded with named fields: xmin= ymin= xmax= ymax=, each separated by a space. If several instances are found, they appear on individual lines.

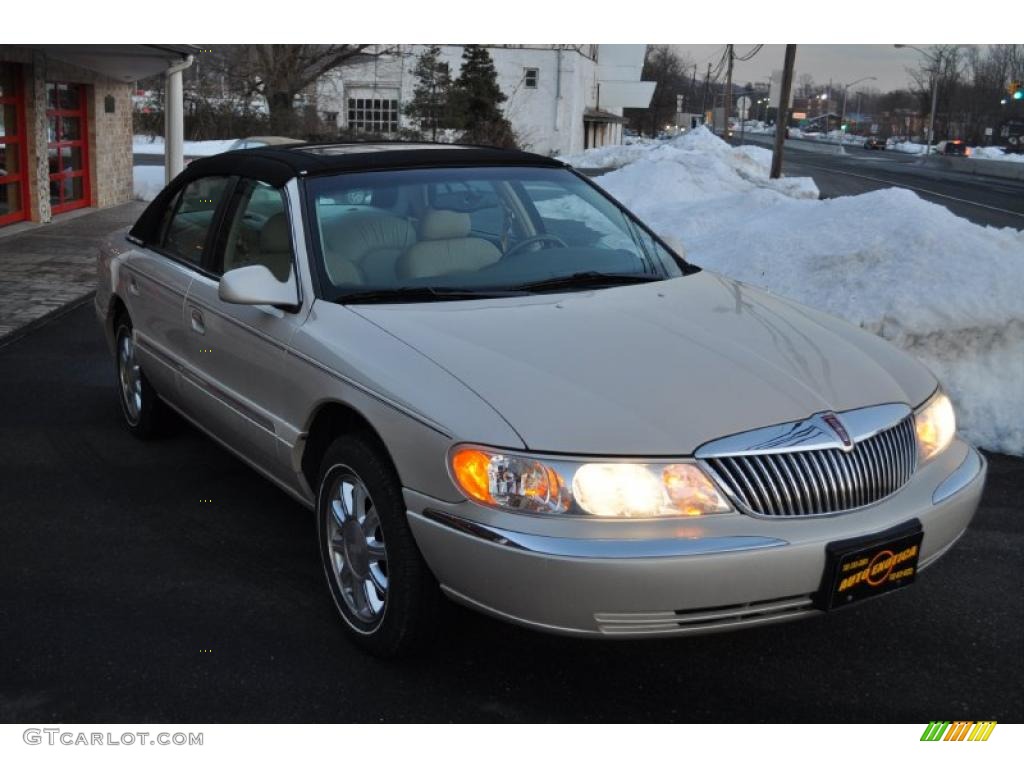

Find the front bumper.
xmin=405 ymin=438 xmax=986 ymax=637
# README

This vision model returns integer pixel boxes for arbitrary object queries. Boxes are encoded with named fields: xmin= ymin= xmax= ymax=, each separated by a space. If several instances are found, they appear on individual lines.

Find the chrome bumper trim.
xmin=932 ymin=447 xmax=985 ymax=505
xmin=420 ymin=509 xmax=788 ymax=559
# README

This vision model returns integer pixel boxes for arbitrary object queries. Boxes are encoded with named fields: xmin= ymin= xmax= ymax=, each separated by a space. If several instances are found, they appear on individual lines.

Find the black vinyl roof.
xmin=184 ymin=141 xmax=566 ymax=186
xmin=129 ymin=142 xmax=567 ymax=243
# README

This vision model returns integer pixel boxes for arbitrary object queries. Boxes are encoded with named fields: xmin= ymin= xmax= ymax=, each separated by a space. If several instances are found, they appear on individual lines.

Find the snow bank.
xmin=574 ymin=128 xmax=1024 ymax=454
xmin=889 ymin=141 xmax=929 ymax=155
xmin=560 ymin=128 xmax=819 ymax=203
xmin=133 ymin=135 xmax=238 ymax=157
xmin=970 ymin=146 xmax=1024 ymax=163
xmin=133 ymin=165 xmax=164 ymax=202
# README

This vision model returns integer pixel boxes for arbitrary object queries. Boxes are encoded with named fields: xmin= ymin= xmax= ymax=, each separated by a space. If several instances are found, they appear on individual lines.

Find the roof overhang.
xmin=584 ymin=109 xmax=627 ymax=124
xmin=36 ymin=45 xmax=198 ymax=83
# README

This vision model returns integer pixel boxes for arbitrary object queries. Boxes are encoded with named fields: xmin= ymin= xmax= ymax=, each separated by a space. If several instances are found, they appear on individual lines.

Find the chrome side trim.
xmin=932 ymin=447 xmax=985 ymax=505
xmin=178 ymin=366 xmax=276 ymax=433
xmin=159 ymin=397 xmax=314 ymax=510
xmin=696 ymin=403 xmax=911 ymax=458
xmin=134 ymin=334 xmax=181 ymax=372
xmin=418 ymin=509 xmax=788 ymax=559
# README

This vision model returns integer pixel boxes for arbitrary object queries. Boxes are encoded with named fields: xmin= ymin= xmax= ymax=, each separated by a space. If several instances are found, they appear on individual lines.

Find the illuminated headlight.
xmin=449 ymin=446 xmax=732 ymax=518
xmin=914 ymin=390 xmax=956 ymax=462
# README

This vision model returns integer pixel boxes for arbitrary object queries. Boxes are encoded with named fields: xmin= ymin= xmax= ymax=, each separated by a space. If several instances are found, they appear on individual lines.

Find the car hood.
xmin=350 ymin=271 xmax=936 ymax=455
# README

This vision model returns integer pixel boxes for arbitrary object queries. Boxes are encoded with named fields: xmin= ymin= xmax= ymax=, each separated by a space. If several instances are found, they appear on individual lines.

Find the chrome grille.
xmin=705 ymin=416 xmax=917 ymax=517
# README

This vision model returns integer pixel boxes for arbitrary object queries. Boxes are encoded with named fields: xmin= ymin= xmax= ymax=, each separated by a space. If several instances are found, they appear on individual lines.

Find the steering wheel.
xmin=505 ymin=234 xmax=569 ymax=258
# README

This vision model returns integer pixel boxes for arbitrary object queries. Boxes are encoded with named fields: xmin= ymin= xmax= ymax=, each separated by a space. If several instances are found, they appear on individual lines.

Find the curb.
xmin=0 ymin=291 xmax=96 ymax=351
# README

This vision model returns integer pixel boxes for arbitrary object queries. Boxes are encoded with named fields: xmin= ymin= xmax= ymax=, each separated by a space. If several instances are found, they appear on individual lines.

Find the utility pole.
xmin=770 ymin=44 xmax=797 ymax=180
xmin=689 ymin=64 xmax=698 ymax=115
xmin=700 ymin=62 xmax=712 ymax=117
xmin=724 ymin=44 xmax=734 ymax=135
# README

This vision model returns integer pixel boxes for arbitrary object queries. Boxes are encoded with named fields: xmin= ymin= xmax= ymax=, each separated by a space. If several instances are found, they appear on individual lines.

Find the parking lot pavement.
xmin=0 ymin=202 xmax=145 ymax=341
xmin=1 ymin=303 xmax=1021 ymax=723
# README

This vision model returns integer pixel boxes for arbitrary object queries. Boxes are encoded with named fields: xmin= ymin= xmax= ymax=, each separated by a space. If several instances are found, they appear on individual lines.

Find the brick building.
xmin=0 ymin=45 xmax=194 ymax=230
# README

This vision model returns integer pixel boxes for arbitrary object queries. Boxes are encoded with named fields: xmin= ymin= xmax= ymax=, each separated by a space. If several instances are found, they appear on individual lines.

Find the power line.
xmin=735 ymin=44 xmax=764 ymax=62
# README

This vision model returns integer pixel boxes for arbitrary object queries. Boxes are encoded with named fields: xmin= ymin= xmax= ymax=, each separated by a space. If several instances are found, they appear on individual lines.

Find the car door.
xmin=180 ymin=176 xmax=307 ymax=484
xmin=122 ymin=174 xmax=232 ymax=407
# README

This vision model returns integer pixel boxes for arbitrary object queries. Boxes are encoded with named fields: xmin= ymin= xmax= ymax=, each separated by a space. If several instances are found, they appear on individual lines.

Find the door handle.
xmin=190 ymin=307 xmax=206 ymax=335
xmin=128 ymin=275 xmax=140 ymax=295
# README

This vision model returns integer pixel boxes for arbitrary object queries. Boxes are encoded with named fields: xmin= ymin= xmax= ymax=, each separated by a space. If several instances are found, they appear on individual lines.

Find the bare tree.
xmin=795 ymin=73 xmax=817 ymax=100
xmin=906 ymin=44 xmax=965 ymax=141
xmin=627 ymin=45 xmax=693 ymax=136
xmin=224 ymin=45 xmax=382 ymax=135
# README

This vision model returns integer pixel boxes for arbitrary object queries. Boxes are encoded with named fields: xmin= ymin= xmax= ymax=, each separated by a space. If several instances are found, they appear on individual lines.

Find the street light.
xmin=839 ymin=75 xmax=877 ymax=141
xmin=895 ymin=44 xmax=942 ymax=156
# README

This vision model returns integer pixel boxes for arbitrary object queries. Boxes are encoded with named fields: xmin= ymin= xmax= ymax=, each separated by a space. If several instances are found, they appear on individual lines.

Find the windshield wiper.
xmin=514 ymin=271 xmax=664 ymax=293
xmin=336 ymin=286 xmax=527 ymax=304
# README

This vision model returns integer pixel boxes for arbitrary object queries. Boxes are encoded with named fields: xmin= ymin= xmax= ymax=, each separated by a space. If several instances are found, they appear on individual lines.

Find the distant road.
xmin=731 ymin=134 xmax=1024 ymax=230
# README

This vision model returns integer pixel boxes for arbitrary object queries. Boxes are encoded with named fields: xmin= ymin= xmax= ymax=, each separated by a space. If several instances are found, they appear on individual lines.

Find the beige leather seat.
xmin=256 ymin=213 xmax=297 ymax=282
xmin=323 ymin=211 xmax=416 ymax=286
xmin=397 ymin=209 xmax=501 ymax=280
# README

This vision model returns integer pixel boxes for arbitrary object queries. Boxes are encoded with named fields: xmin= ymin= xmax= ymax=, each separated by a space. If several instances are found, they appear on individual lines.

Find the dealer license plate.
xmin=818 ymin=522 xmax=924 ymax=610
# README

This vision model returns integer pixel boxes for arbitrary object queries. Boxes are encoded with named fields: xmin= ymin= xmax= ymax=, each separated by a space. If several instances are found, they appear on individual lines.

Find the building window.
xmin=347 ymin=97 xmax=399 ymax=134
xmin=524 ymin=68 xmax=539 ymax=89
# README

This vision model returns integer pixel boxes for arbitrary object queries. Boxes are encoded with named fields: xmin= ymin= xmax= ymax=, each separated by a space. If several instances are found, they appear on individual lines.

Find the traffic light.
xmin=1010 ymin=81 xmax=1023 ymax=100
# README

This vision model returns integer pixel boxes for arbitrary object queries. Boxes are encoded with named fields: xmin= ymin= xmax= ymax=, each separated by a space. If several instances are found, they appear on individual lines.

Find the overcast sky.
xmin=673 ymin=44 xmax=941 ymax=93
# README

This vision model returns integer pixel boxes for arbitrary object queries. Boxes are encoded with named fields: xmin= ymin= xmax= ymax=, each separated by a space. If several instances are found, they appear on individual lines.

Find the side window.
xmin=160 ymin=176 xmax=231 ymax=266
xmin=219 ymin=180 xmax=294 ymax=283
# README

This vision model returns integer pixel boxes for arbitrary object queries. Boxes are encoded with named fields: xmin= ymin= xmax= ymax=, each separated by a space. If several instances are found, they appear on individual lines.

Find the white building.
xmin=315 ymin=45 xmax=655 ymax=156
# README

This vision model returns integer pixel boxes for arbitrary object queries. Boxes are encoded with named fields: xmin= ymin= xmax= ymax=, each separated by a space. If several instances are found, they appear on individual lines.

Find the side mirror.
xmin=219 ymin=265 xmax=299 ymax=309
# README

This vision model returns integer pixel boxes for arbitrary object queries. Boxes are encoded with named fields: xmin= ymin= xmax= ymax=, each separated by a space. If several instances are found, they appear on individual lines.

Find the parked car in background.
xmin=96 ymin=141 xmax=986 ymax=657
xmin=228 ymin=136 xmax=303 ymax=151
xmin=936 ymin=139 xmax=968 ymax=156
xmin=863 ymin=137 xmax=886 ymax=150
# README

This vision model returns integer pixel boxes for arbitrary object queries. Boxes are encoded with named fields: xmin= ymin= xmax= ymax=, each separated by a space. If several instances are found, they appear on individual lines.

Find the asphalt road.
xmin=1 ymin=302 xmax=1021 ymax=723
xmin=732 ymin=134 xmax=1024 ymax=230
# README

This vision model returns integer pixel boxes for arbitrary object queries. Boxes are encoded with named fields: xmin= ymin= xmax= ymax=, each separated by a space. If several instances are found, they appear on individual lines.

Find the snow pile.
xmin=133 ymin=165 xmax=165 ymax=202
xmin=561 ymin=127 xmax=819 ymax=202
xmin=970 ymin=146 xmax=1024 ymax=163
xmin=889 ymin=141 xmax=929 ymax=155
xmin=133 ymin=135 xmax=238 ymax=157
xmin=586 ymin=128 xmax=1024 ymax=454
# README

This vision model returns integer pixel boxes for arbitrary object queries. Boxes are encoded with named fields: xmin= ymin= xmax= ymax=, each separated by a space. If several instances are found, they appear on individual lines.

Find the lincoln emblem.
xmin=822 ymin=412 xmax=853 ymax=448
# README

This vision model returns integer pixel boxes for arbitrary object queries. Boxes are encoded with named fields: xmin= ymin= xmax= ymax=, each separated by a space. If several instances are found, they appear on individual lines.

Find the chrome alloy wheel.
xmin=325 ymin=469 xmax=389 ymax=626
xmin=117 ymin=329 xmax=142 ymax=425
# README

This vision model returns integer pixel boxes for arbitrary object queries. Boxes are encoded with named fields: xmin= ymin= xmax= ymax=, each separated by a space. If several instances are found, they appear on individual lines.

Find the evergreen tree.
xmin=405 ymin=46 xmax=453 ymax=142
xmin=452 ymin=45 xmax=517 ymax=148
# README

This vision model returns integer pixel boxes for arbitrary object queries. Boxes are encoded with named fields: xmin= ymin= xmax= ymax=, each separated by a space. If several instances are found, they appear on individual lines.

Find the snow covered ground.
xmin=564 ymin=128 xmax=1024 ymax=455
xmin=133 ymin=135 xmax=238 ymax=157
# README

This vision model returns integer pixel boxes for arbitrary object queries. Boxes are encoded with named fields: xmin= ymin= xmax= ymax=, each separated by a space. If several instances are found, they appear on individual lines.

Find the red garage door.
xmin=0 ymin=63 xmax=30 ymax=227
xmin=47 ymin=81 xmax=91 ymax=215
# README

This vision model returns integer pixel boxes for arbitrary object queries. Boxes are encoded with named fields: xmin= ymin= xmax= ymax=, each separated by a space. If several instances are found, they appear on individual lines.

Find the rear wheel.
xmin=114 ymin=315 xmax=165 ymax=438
xmin=317 ymin=434 xmax=441 ymax=657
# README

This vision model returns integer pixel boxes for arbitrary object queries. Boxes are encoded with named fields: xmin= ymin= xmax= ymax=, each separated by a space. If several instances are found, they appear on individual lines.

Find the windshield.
xmin=305 ymin=166 xmax=689 ymax=302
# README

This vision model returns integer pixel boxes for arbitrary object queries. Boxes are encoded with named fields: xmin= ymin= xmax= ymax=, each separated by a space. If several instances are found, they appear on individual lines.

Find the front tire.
xmin=317 ymin=434 xmax=441 ymax=657
xmin=113 ymin=315 xmax=165 ymax=439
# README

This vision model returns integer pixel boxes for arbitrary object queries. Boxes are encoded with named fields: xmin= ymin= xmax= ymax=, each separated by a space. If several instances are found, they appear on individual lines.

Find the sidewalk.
xmin=0 ymin=202 xmax=145 ymax=341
